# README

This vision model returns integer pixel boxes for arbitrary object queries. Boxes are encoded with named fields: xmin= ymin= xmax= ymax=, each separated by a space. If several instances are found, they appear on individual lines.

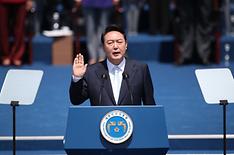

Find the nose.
xmin=113 ymin=41 xmax=118 ymax=47
xmin=113 ymin=42 xmax=118 ymax=49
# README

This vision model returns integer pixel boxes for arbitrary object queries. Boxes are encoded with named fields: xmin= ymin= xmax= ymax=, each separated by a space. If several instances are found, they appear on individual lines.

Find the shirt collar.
xmin=107 ymin=58 xmax=126 ymax=72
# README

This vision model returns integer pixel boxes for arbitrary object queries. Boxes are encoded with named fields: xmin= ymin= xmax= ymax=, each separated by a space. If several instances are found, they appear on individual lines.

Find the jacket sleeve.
xmin=142 ymin=64 xmax=156 ymax=105
xmin=69 ymin=77 xmax=88 ymax=105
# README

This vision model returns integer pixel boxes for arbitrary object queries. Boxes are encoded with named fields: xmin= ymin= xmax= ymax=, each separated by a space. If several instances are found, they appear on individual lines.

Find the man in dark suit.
xmin=69 ymin=25 xmax=156 ymax=106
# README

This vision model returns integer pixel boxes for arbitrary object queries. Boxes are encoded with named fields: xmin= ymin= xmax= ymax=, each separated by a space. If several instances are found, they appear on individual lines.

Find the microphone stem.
xmin=99 ymin=74 xmax=106 ymax=105
xmin=99 ymin=85 xmax=104 ymax=105
xmin=126 ymin=79 xmax=134 ymax=105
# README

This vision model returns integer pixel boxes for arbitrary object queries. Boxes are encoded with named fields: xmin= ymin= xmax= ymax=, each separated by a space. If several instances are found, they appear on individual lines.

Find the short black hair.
xmin=101 ymin=25 xmax=127 ymax=44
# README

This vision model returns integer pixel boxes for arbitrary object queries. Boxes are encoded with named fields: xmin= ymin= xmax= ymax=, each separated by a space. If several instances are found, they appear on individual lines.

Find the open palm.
xmin=73 ymin=54 xmax=87 ymax=77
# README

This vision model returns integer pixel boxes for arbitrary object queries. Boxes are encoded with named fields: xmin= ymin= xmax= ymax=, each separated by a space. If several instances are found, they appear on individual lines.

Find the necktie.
xmin=113 ymin=66 xmax=122 ymax=104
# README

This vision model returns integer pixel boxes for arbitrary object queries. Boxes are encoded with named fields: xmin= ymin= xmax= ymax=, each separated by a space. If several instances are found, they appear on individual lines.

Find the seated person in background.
xmin=69 ymin=25 xmax=156 ymax=106
xmin=0 ymin=0 xmax=33 ymax=66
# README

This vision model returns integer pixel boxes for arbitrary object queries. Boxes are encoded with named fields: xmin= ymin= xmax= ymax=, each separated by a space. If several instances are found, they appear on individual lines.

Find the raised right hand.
xmin=73 ymin=53 xmax=88 ymax=77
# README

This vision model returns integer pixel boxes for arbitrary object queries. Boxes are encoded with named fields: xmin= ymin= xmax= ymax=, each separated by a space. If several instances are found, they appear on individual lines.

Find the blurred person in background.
xmin=0 ymin=0 xmax=33 ymax=66
xmin=74 ymin=0 xmax=120 ymax=65
xmin=147 ymin=0 xmax=171 ymax=35
xmin=173 ymin=0 xmax=220 ymax=65
xmin=122 ymin=0 xmax=145 ymax=36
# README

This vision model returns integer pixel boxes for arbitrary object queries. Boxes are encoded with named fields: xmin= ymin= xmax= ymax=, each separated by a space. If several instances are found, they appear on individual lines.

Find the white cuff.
xmin=72 ymin=75 xmax=82 ymax=82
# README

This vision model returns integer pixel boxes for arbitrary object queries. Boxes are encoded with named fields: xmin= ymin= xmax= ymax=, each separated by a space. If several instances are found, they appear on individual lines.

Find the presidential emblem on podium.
xmin=100 ymin=110 xmax=133 ymax=144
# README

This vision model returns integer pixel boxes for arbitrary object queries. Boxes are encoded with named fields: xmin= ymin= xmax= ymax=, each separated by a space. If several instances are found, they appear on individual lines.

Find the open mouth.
xmin=113 ymin=52 xmax=121 ymax=56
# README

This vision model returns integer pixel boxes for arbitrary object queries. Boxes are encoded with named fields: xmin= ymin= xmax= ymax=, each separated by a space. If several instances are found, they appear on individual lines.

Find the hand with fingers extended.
xmin=73 ymin=53 xmax=88 ymax=77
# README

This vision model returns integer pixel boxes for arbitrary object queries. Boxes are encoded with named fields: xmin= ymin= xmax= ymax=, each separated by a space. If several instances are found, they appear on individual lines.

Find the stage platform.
xmin=1 ymin=34 xmax=234 ymax=154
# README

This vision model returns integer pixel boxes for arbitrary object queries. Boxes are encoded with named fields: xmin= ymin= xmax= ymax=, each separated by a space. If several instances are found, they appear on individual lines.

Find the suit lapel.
xmin=95 ymin=61 xmax=116 ymax=105
xmin=118 ymin=60 xmax=136 ymax=105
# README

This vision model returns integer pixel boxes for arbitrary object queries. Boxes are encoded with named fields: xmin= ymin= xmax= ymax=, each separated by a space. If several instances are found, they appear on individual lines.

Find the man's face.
xmin=103 ymin=31 xmax=127 ymax=65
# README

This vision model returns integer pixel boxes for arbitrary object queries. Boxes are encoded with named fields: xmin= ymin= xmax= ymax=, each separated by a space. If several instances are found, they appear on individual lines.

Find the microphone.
xmin=122 ymin=72 xmax=133 ymax=105
xmin=99 ymin=73 xmax=107 ymax=105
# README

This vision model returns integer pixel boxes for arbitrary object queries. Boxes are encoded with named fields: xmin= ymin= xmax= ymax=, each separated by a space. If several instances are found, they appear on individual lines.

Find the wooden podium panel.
xmin=52 ymin=36 xmax=73 ymax=65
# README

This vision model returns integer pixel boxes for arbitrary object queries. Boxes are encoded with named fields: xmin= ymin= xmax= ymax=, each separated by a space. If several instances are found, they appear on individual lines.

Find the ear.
xmin=125 ymin=43 xmax=128 ymax=50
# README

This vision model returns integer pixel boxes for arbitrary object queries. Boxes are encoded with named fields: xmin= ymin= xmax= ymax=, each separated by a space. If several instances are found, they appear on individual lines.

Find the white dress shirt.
xmin=107 ymin=58 xmax=126 ymax=104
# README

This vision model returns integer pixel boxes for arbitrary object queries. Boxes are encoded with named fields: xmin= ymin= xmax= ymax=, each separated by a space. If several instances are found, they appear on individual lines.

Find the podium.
xmin=52 ymin=36 xmax=73 ymax=65
xmin=64 ymin=105 xmax=169 ymax=155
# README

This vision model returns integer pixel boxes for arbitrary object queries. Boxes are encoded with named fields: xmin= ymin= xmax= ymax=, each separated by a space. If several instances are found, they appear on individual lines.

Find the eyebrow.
xmin=106 ymin=39 xmax=124 ymax=42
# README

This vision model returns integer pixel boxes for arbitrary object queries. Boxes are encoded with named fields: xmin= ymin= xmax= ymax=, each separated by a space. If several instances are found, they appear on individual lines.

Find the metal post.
xmin=10 ymin=101 xmax=19 ymax=155
xmin=220 ymin=100 xmax=228 ymax=155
